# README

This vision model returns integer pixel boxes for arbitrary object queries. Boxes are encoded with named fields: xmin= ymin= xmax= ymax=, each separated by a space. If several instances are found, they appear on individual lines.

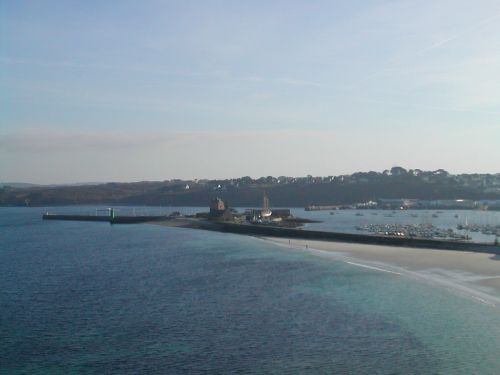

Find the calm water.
xmin=292 ymin=208 xmax=500 ymax=243
xmin=1 ymin=207 xmax=500 ymax=374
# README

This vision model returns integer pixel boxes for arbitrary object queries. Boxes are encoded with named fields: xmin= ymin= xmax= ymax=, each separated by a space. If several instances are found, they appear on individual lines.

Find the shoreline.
xmin=41 ymin=214 xmax=500 ymax=305
xmin=261 ymin=237 xmax=500 ymax=307
xmin=187 ymin=220 xmax=500 ymax=254
xmin=151 ymin=219 xmax=500 ymax=307
xmin=42 ymin=211 xmax=500 ymax=253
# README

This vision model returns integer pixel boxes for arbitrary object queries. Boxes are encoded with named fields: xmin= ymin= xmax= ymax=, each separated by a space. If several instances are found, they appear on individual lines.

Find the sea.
xmin=1 ymin=206 xmax=500 ymax=374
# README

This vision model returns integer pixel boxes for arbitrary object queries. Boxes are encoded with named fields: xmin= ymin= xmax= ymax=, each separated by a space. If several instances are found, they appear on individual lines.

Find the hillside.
xmin=1 ymin=168 xmax=499 ymax=207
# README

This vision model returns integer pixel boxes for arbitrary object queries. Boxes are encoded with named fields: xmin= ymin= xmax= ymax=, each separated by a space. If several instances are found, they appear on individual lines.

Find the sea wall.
xmin=42 ymin=214 xmax=111 ymax=222
xmin=208 ymin=222 xmax=500 ymax=255
xmin=42 ymin=214 xmax=170 ymax=224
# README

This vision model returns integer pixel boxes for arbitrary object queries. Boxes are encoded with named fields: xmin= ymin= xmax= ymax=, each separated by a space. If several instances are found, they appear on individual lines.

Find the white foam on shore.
xmin=344 ymin=261 xmax=402 ymax=275
xmin=260 ymin=237 xmax=500 ymax=308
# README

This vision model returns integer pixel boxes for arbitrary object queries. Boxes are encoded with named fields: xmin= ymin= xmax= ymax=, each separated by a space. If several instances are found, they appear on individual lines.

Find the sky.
xmin=1 ymin=0 xmax=499 ymax=183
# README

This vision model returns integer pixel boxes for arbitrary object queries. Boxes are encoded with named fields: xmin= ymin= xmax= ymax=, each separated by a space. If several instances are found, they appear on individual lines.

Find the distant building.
xmin=355 ymin=201 xmax=378 ymax=209
xmin=245 ymin=208 xmax=291 ymax=221
xmin=435 ymin=199 xmax=475 ymax=209
xmin=209 ymin=197 xmax=226 ymax=216
xmin=413 ymin=199 xmax=475 ymax=209
xmin=377 ymin=198 xmax=416 ymax=209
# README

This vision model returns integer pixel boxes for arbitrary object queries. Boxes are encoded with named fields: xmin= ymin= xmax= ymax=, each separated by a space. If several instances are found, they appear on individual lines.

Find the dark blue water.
xmin=1 ymin=207 xmax=499 ymax=374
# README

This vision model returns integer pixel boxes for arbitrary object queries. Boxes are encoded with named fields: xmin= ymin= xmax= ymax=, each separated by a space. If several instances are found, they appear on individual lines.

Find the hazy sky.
xmin=1 ymin=0 xmax=499 ymax=183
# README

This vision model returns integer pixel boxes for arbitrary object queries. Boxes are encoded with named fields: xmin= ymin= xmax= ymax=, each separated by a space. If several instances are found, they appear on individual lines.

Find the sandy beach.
xmin=263 ymin=237 xmax=500 ymax=307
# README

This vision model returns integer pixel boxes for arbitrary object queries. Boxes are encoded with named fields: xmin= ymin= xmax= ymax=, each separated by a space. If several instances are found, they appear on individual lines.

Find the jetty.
xmin=42 ymin=209 xmax=172 ymax=224
xmin=42 ymin=200 xmax=500 ymax=255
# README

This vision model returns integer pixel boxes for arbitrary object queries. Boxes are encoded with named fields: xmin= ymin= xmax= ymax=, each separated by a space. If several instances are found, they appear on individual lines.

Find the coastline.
xmin=262 ymin=237 xmax=500 ymax=307
xmin=43 ymin=213 xmax=500 ymax=306
xmin=159 ymin=219 xmax=500 ymax=254
xmin=152 ymin=218 xmax=500 ymax=307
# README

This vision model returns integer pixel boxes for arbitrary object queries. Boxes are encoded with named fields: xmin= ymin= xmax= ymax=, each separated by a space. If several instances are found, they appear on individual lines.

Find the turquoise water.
xmin=1 ymin=207 xmax=500 ymax=374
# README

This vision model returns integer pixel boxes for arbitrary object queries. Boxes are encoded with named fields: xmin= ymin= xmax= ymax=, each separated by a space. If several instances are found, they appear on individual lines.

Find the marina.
xmin=457 ymin=223 xmax=500 ymax=237
xmin=355 ymin=223 xmax=469 ymax=240
xmin=295 ymin=208 xmax=500 ymax=244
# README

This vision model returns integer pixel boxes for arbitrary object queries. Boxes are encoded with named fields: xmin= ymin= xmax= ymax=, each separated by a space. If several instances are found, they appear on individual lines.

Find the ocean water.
xmin=1 ymin=207 xmax=500 ymax=374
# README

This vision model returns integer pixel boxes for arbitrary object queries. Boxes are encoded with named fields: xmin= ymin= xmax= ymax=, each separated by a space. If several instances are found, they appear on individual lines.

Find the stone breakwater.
xmin=42 ymin=213 xmax=170 ymax=224
xmin=42 ymin=213 xmax=500 ymax=255
xmin=194 ymin=221 xmax=500 ymax=255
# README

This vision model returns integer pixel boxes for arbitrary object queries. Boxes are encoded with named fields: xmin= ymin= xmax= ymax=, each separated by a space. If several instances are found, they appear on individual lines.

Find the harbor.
xmin=355 ymin=223 xmax=469 ymax=240
xmin=42 ymin=202 xmax=500 ymax=254
xmin=295 ymin=208 xmax=500 ymax=244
